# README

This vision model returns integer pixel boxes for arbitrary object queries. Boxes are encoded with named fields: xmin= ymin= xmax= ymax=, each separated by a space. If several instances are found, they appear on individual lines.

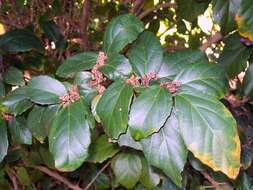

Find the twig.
xmin=199 ymin=32 xmax=223 ymax=51
xmin=32 ymin=165 xmax=83 ymax=190
xmin=130 ymin=0 xmax=145 ymax=15
xmin=138 ymin=2 xmax=177 ymax=19
xmin=84 ymin=160 xmax=111 ymax=190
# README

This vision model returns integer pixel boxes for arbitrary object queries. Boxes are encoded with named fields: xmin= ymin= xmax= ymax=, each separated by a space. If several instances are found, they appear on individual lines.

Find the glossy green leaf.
xmin=100 ymin=53 xmax=132 ymax=80
xmin=141 ymin=112 xmax=187 ymax=187
xmin=112 ymin=153 xmax=142 ymax=189
xmin=0 ymin=29 xmax=43 ymax=52
xmin=9 ymin=117 xmax=32 ymax=145
xmin=212 ymin=0 xmax=241 ymax=34
xmin=97 ymin=80 xmax=133 ymax=139
xmin=218 ymin=32 xmax=252 ymax=78
xmin=27 ymin=105 xmax=59 ymax=143
xmin=49 ymin=98 xmax=92 ymax=171
xmin=175 ymin=92 xmax=241 ymax=179
xmin=27 ymin=76 xmax=67 ymax=105
xmin=87 ymin=134 xmax=120 ymax=163
xmin=236 ymin=172 xmax=253 ymax=190
xmin=103 ymin=14 xmax=144 ymax=55
xmin=139 ymin=158 xmax=160 ymax=189
xmin=56 ymin=52 xmax=98 ymax=78
xmin=3 ymin=87 xmax=33 ymax=116
xmin=158 ymin=50 xmax=206 ymax=79
xmin=161 ymin=178 xmax=185 ymax=190
xmin=129 ymin=85 xmax=172 ymax=140
xmin=242 ymin=63 xmax=253 ymax=98
xmin=128 ymin=31 xmax=163 ymax=76
xmin=3 ymin=66 xmax=24 ymax=86
xmin=0 ymin=119 xmax=8 ymax=162
xmin=174 ymin=61 xmax=227 ymax=99
xmin=118 ymin=130 xmax=143 ymax=151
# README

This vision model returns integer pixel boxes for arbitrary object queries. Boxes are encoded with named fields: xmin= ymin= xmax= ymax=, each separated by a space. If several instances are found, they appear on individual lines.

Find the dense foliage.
xmin=1 ymin=0 xmax=253 ymax=189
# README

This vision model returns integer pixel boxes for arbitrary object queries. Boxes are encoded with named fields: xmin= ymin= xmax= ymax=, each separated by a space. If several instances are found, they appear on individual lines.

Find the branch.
xmin=130 ymin=0 xmax=145 ymax=15
xmin=81 ymin=0 xmax=90 ymax=50
xmin=32 ymin=166 xmax=83 ymax=190
xmin=199 ymin=32 xmax=223 ymax=51
xmin=84 ymin=160 xmax=111 ymax=190
xmin=138 ymin=2 xmax=177 ymax=19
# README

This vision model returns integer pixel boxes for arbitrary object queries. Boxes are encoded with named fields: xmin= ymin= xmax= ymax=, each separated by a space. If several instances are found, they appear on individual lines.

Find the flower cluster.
xmin=59 ymin=85 xmax=80 ymax=107
xmin=126 ymin=71 xmax=157 ymax=87
xmin=160 ymin=80 xmax=181 ymax=94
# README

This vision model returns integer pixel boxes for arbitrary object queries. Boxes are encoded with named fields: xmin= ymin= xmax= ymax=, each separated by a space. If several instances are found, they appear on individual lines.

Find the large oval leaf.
xmin=49 ymin=99 xmax=92 ymax=171
xmin=27 ymin=76 xmax=67 ymax=105
xmin=129 ymin=85 xmax=172 ymax=140
xmin=174 ymin=61 xmax=227 ymax=99
xmin=128 ymin=31 xmax=163 ymax=76
xmin=0 ymin=119 xmax=8 ymax=163
xmin=3 ymin=66 xmax=25 ymax=86
xmin=56 ymin=52 xmax=98 ymax=78
xmin=111 ymin=153 xmax=142 ymax=189
xmin=97 ymin=80 xmax=133 ymax=139
xmin=141 ymin=112 xmax=188 ymax=187
xmin=103 ymin=14 xmax=144 ymax=55
xmin=175 ymin=92 xmax=241 ymax=179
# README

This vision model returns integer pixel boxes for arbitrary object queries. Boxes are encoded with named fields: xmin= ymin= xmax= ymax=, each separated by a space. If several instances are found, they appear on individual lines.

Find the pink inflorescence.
xmin=59 ymin=85 xmax=80 ymax=107
xmin=160 ymin=80 xmax=181 ymax=94
xmin=126 ymin=71 xmax=158 ymax=87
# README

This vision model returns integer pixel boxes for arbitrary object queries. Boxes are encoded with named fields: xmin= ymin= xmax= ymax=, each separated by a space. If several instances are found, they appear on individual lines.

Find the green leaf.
xmin=242 ymin=63 xmax=253 ymax=98
xmin=158 ymin=50 xmax=206 ymax=79
xmin=103 ymin=14 xmax=144 ymax=55
xmin=161 ymin=178 xmax=185 ymax=190
xmin=49 ymin=98 xmax=92 ymax=171
xmin=91 ymin=95 xmax=101 ymax=123
xmin=0 ymin=29 xmax=43 ymax=52
xmin=97 ymin=80 xmax=133 ymax=139
xmin=236 ymin=172 xmax=253 ymax=190
xmin=212 ymin=0 xmax=241 ymax=34
xmin=218 ymin=32 xmax=252 ymax=78
xmin=27 ymin=76 xmax=67 ymax=105
xmin=95 ymin=172 xmax=110 ymax=190
xmin=112 ymin=153 xmax=142 ymax=189
xmin=139 ymin=158 xmax=160 ymax=189
xmin=175 ymin=92 xmax=241 ymax=179
xmin=0 ymin=80 xmax=5 ymax=97
xmin=176 ymin=0 xmax=209 ymax=22
xmin=3 ymin=66 xmax=25 ymax=86
xmin=16 ymin=167 xmax=31 ymax=186
xmin=9 ymin=117 xmax=32 ymax=145
xmin=3 ymin=87 xmax=33 ymax=116
xmin=87 ymin=134 xmax=120 ymax=163
xmin=27 ymin=105 xmax=59 ymax=143
xmin=174 ymin=61 xmax=227 ymax=99
xmin=0 ymin=119 xmax=8 ymax=162
xmin=129 ymin=85 xmax=172 ymax=140
xmin=56 ymin=52 xmax=98 ymax=78
xmin=118 ymin=130 xmax=143 ymax=151
xmin=100 ymin=53 xmax=132 ymax=80
xmin=128 ymin=31 xmax=163 ymax=76
xmin=141 ymin=112 xmax=187 ymax=187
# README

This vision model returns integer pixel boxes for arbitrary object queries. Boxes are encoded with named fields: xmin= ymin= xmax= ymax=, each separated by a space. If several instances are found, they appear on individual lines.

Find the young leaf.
xmin=112 ymin=153 xmax=142 ymax=189
xmin=49 ymin=98 xmax=92 ymax=171
xmin=0 ymin=119 xmax=8 ymax=163
xmin=118 ymin=130 xmax=143 ymax=151
xmin=174 ymin=61 xmax=227 ymax=99
xmin=175 ymin=92 xmax=241 ymax=179
xmin=3 ymin=87 xmax=33 ymax=116
xmin=3 ymin=66 xmax=25 ymax=86
xmin=56 ymin=52 xmax=98 ymax=78
xmin=141 ymin=112 xmax=188 ymax=187
xmin=128 ymin=31 xmax=163 ymax=76
xmin=87 ymin=134 xmax=120 ymax=163
xmin=27 ymin=76 xmax=67 ymax=105
xmin=129 ymin=85 xmax=172 ymax=140
xmin=103 ymin=14 xmax=144 ymax=55
xmin=97 ymin=80 xmax=133 ymax=139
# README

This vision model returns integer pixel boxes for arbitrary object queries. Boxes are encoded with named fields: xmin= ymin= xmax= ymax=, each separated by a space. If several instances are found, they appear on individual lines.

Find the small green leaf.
xmin=56 ymin=52 xmax=98 ymax=78
xmin=3 ymin=66 xmax=25 ymax=86
xmin=49 ymin=98 xmax=92 ymax=171
xmin=129 ymin=85 xmax=172 ymax=140
xmin=141 ymin=112 xmax=187 ymax=187
xmin=128 ymin=31 xmax=163 ymax=76
xmin=91 ymin=95 xmax=101 ymax=123
xmin=103 ymin=14 xmax=144 ymax=55
xmin=112 ymin=153 xmax=142 ymax=189
xmin=0 ymin=119 xmax=8 ymax=163
xmin=9 ymin=117 xmax=32 ymax=145
xmin=87 ymin=134 xmax=120 ymax=163
xmin=100 ymin=53 xmax=132 ymax=80
xmin=0 ymin=29 xmax=43 ymax=52
xmin=3 ymin=87 xmax=33 ymax=116
xmin=97 ymin=80 xmax=133 ymax=139
xmin=27 ymin=76 xmax=67 ymax=105
xmin=118 ymin=130 xmax=143 ymax=151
